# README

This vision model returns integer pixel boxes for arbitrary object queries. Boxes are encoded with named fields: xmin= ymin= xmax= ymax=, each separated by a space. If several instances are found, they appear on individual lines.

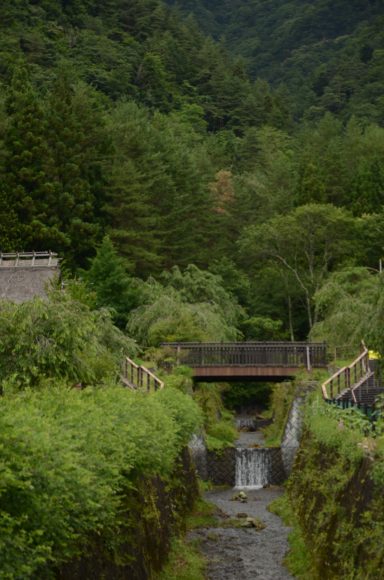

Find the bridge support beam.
xmin=192 ymin=365 xmax=300 ymax=382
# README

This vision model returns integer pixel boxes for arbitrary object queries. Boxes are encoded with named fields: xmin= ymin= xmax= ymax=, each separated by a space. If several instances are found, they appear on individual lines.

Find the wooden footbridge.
xmin=162 ymin=341 xmax=328 ymax=382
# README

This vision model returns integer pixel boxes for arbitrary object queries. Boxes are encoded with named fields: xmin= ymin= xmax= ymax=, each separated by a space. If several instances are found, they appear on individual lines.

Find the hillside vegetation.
xmin=1 ymin=1 xmax=384 ymax=576
xmin=168 ymin=0 xmax=384 ymax=122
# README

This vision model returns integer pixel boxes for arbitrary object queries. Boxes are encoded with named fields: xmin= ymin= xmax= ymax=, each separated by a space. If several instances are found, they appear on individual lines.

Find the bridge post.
xmin=306 ymin=346 xmax=312 ymax=371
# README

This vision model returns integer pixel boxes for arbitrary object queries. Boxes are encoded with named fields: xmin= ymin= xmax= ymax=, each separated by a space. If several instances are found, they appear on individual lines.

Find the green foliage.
xmin=84 ymin=236 xmax=140 ymax=327
xmin=311 ymin=268 xmax=384 ymax=356
xmin=0 ymin=289 xmax=136 ymax=392
xmin=185 ymin=497 xmax=217 ymax=530
xmin=239 ymin=203 xmax=358 ymax=333
xmin=193 ymin=383 xmax=237 ymax=451
xmin=171 ymin=1 xmax=384 ymax=123
xmin=127 ymin=266 xmax=243 ymax=346
xmin=269 ymin=495 xmax=311 ymax=578
xmin=277 ymin=392 xmax=384 ymax=578
xmin=155 ymin=387 xmax=203 ymax=447
xmin=0 ymin=385 xmax=202 ymax=578
xmin=305 ymin=396 xmax=372 ymax=453
xmin=157 ymin=536 xmax=205 ymax=580
xmin=241 ymin=316 xmax=287 ymax=341
xmin=272 ymin=383 xmax=384 ymax=578
xmin=205 ymin=418 xmax=237 ymax=452
xmin=263 ymin=382 xmax=297 ymax=447
xmin=159 ymin=365 xmax=194 ymax=394
xmin=222 ymin=382 xmax=272 ymax=411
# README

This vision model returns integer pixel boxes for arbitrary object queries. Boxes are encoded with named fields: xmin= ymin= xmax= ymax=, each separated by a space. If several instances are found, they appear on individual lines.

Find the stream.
xmin=190 ymin=420 xmax=293 ymax=579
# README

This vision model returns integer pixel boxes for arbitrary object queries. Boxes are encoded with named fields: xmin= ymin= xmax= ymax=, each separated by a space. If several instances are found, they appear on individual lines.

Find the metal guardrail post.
xmin=306 ymin=346 xmax=311 ymax=371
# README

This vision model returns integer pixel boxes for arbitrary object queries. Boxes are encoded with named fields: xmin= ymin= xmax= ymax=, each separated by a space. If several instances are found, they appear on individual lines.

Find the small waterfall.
xmin=235 ymin=448 xmax=273 ymax=489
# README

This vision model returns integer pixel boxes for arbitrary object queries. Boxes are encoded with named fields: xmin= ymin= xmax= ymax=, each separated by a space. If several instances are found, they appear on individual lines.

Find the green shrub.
xmin=0 ymin=290 xmax=137 ymax=392
xmin=205 ymin=419 xmax=237 ymax=451
xmin=0 ymin=386 xmax=202 ymax=578
xmin=263 ymin=381 xmax=296 ymax=446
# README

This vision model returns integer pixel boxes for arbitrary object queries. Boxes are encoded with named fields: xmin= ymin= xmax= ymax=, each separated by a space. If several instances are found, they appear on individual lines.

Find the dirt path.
xmin=190 ymin=427 xmax=293 ymax=579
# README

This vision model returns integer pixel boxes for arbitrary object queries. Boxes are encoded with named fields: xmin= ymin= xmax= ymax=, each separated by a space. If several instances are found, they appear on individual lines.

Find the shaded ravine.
xmin=191 ymin=424 xmax=293 ymax=579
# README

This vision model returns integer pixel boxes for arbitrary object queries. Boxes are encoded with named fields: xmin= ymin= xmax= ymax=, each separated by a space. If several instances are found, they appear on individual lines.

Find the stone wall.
xmin=0 ymin=266 xmax=59 ymax=302
xmin=206 ymin=447 xmax=236 ymax=486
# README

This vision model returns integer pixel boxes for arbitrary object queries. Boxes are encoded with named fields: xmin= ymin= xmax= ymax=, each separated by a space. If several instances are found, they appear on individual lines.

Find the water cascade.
xmin=235 ymin=447 xmax=274 ymax=489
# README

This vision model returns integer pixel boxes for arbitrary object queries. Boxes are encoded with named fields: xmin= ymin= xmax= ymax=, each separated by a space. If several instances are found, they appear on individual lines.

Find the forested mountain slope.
xmin=0 ymin=0 xmax=287 ymax=270
xmin=1 ymin=0 xmax=384 ymax=342
xmin=168 ymin=0 xmax=384 ymax=121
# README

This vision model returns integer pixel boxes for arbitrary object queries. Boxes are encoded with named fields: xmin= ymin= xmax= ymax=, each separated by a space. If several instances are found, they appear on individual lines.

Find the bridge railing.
xmin=0 ymin=251 xmax=58 ymax=267
xmin=322 ymin=342 xmax=369 ymax=401
xmin=121 ymin=356 xmax=164 ymax=392
xmin=162 ymin=341 xmax=327 ymax=369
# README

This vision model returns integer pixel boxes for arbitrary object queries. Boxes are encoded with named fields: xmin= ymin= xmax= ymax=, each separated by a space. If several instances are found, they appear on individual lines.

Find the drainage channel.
xmin=190 ymin=418 xmax=293 ymax=579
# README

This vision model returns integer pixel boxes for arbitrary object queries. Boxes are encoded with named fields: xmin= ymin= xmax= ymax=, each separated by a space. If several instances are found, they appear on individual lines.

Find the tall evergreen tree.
xmin=3 ymin=64 xmax=59 ymax=250
xmin=104 ymin=101 xmax=165 ymax=276
xmin=85 ymin=236 xmax=140 ymax=328
xmin=45 ymin=71 xmax=107 ymax=264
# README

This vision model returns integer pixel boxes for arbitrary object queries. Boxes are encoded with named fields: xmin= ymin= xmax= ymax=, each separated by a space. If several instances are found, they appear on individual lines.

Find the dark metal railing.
xmin=162 ymin=341 xmax=327 ymax=370
xmin=325 ymin=398 xmax=375 ymax=419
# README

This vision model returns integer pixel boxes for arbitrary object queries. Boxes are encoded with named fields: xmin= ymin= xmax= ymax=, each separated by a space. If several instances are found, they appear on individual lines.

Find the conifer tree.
xmin=3 ymin=64 xmax=57 ymax=250
xmin=104 ymin=101 xmax=165 ymax=276
xmin=85 ymin=236 xmax=140 ymax=328
xmin=45 ymin=71 xmax=106 ymax=264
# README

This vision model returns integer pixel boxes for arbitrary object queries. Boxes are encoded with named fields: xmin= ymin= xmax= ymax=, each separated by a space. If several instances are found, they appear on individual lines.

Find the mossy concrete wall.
xmin=288 ymin=430 xmax=384 ymax=579
xmin=57 ymin=449 xmax=198 ymax=580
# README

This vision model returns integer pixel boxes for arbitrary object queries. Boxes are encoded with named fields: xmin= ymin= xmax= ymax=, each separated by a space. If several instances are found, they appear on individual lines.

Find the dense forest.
xmin=1 ymin=0 xmax=384 ymax=345
xmin=1 ymin=1 xmax=384 ymax=577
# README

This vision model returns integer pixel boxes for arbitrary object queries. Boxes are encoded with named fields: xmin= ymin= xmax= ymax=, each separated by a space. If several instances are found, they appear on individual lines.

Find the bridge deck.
xmin=162 ymin=341 xmax=327 ymax=382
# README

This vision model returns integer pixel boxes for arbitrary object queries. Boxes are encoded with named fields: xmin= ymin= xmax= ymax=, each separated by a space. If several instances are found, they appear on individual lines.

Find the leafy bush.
xmin=0 ymin=386 xmax=202 ymax=578
xmin=262 ymin=381 xmax=297 ymax=446
xmin=0 ymin=289 xmax=137 ymax=392
xmin=205 ymin=418 xmax=237 ymax=451
xmin=305 ymin=395 xmax=371 ymax=458
xmin=127 ymin=266 xmax=243 ymax=346
xmin=193 ymin=383 xmax=237 ymax=450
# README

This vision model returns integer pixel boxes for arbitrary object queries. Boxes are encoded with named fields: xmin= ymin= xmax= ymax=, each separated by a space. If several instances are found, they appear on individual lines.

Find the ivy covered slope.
xmin=0 ymin=291 xmax=202 ymax=578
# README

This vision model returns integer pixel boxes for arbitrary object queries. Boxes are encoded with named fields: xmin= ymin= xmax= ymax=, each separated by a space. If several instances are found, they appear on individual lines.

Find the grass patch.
xmin=186 ymin=497 xmax=217 ymax=529
xmin=262 ymin=381 xmax=296 ymax=446
xmin=269 ymin=495 xmax=312 ymax=578
xmin=156 ymin=537 xmax=205 ymax=580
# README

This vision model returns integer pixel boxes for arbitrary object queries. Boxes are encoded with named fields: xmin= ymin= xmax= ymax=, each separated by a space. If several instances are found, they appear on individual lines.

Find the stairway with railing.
xmin=322 ymin=342 xmax=384 ymax=415
xmin=121 ymin=356 xmax=164 ymax=392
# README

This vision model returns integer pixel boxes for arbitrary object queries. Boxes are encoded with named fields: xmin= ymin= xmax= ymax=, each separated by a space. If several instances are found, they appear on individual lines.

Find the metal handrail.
xmin=122 ymin=356 xmax=164 ymax=392
xmin=162 ymin=341 xmax=327 ymax=370
xmin=322 ymin=342 xmax=369 ymax=401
